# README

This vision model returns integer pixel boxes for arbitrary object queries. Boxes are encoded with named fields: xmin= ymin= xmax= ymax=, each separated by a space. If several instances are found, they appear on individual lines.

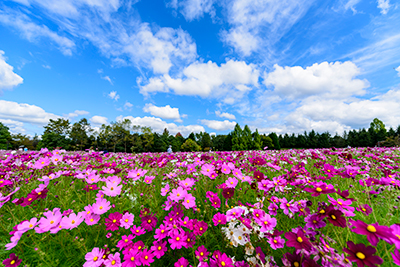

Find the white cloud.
xmin=42 ymin=64 xmax=51 ymax=69
xmin=0 ymin=51 xmax=23 ymax=93
xmin=64 ymin=110 xmax=89 ymax=118
xmin=167 ymin=0 xmax=215 ymax=21
xmin=102 ymin=76 xmax=113 ymax=85
xmin=396 ymin=66 xmax=400 ymax=77
xmin=0 ymin=9 xmax=75 ymax=56
xmin=0 ymin=118 xmax=26 ymax=134
xmin=222 ymin=0 xmax=313 ymax=56
xmin=117 ymin=115 xmax=205 ymax=136
xmin=263 ymin=61 xmax=369 ymax=100
xmin=215 ymin=111 xmax=236 ymax=120
xmin=200 ymin=119 xmax=236 ymax=131
xmin=140 ymin=60 xmax=259 ymax=103
xmin=143 ymin=103 xmax=184 ymax=122
xmin=90 ymin=115 xmax=108 ymax=126
xmin=108 ymin=91 xmax=120 ymax=101
xmin=343 ymin=0 xmax=361 ymax=14
xmin=124 ymin=101 xmax=133 ymax=110
xmin=0 ymin=100 xmax=60 ymax=125
xmin=377 ymin=0 xmax=390 ymax=14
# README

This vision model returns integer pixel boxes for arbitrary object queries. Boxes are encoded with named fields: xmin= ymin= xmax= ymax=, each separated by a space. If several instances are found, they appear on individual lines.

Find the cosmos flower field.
xmin=1 ymin=147 xmax=400 ymax=267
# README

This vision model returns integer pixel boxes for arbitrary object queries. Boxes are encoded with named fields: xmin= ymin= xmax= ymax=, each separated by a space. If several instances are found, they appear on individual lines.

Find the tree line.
xmin=0 ymin=118 xmax=399 ymax=152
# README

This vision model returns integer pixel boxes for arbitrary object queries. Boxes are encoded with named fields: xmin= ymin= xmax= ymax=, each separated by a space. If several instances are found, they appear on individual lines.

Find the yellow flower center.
xmin=338 ymin=201 xmax=342 ymax=205
xmin=316 ymin=187 xmax=322 ymax=192
xmin=71 ymin=220 xmax=75 ymax=224
xmin=367 ymin=225 xmax=376 ymax=232
xmin=221 ymin=262 xmax=226 ymax=266
xmin=297 ymin=237 xmax=303 ymax=243
xmin=158 ymin=246 xmax=161 ymax=250
xmin=294 ymin=262 xmax=299 ymax=267
xmin=200 ymin=252 xmax=204 ymax=256
xmin=145 ymin=256 xmax=148 ymax=260
xmin=90 ymin=219 xmax=94 ymax=222
xmin=11 ymin=260 xmax=16 ymax=264
xmin=93 ymin=256 xmax=98 ymax=261
xmin=331 ymin=215 xmax=336 ymax=220
xmin=125 ymin=239 xmax=128 ymax=242
xmin=356 ymin=252 xmax=365 ymax=260
xmin=273 ymin=239 xmax=277 ymax=243
xmin=99 ymin=206 xmax=103 ymax=210
xmin=111 ymin=260 xmax=116 ymax=265
xmin=176 ymin=237 xmax=180 ymax=241
xmin=50 ymin=220 xmax=54 ymax=224
xmin=29 ymin=224 xmax=33 ymax=228
xmin=286 ymin=203 xmax=290 ymax=207
xmin=131 ymin=257 xmax=135 ymax=261
xmin=200 ymin=227 xmax=203 ymax=231
xmin=319 ymin=209 xmax=325 ymax=214
xmin=113 ymin=219 xmax=116 ymax=223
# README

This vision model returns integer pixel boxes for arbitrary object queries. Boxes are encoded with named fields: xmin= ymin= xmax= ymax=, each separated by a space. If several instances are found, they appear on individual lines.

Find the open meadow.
xmin=1 ymin=147 xmax=400 ymax=267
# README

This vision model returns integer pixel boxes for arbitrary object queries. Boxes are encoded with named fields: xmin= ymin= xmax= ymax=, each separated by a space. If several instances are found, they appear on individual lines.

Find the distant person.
xmin=167 ymin=145 xmax=172 ymax=153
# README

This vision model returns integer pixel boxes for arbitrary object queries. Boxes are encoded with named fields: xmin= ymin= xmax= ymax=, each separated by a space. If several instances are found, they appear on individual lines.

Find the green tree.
xmin=212 ymin=135 xmax=226 ymax=151
xmin=201 ymin=132 xmax=212 ymax=151
xmin=187 ymin=132 xmax=196 ymax=142
xmin=38 ymin=132 xmax=70 ymax=150
xmin=181 ymin=139 xmax=201 ymax=152
xmin=231 ymin=123 xmax=244 ymax=151
xmin=317 ymin=132 xmax=331 ymax=148
xmin=11 ymin=133 xmax=34 ymax=150
xmin=223 ymin=133 xmax=232 ymax=151
xmin=44 ymin=118 xmax=71 ymax=136
xmin=260 ymin=134 xmax=273 ymax=149
xmin=370 ymin=118 xmax=387 ymax=144
xmin=141 ymin=126 xmax=154 ymax=152
xmin=251 ymin=129 xmax=262 ymax=150
xmin=70 ymin=118 xmax=92 ymax=151
xmin=268 ymin=132 xmax=280 ymax=150
xmin=241 ymin=125 xmax=252 ymax=150
xmin=0 ymin=122 xmax=12 ymax=150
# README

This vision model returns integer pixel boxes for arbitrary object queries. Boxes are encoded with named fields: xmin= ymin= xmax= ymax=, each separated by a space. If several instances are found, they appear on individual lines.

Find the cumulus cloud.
xmin=396 ymin=66 xmax=400 ymax=77
xmin=139 ymin=60 xmax=259 ymax=103
xmin=64 ymin=110 xmax=89 ymax=118
xmin=0 ymin=51 xmax=23 ymax=93
xmin=143 ymin=103 xmax=184 ymax=122
xmin=377 ymin=0 xmax=390 ymax=14
xmin=108 ymin=91 xmax=120 ymax=101
xmin=200 ymin=119 xmax=236 ymax=131
xmin=117 ymin=115 xmax=204 ymax=136
xmin=0 ymin=118 xmax=26 ymax=134
xmin=0 ymin=100 xmax=60 ymax=125
xmin=90 ymin=115 xmax=108 ymax=126
xmin=263 ymin=61 xmax=369 ymax=100
xmin=124 ymin=101 xmax=133 ymax=110
xmin=215 ymin=111 xmax=236 ymax=120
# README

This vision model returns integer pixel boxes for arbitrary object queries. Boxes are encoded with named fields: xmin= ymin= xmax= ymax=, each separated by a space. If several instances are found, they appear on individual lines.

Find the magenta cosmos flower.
xmin=174 ymin=257 xmax=189 ymax=267
xmin=195 ymin=245 xmax=209 ymax=261
xmin=151 ymin=240 xmax=168 ymax=259
xmin=140 ymin=249 xmax=154 ymax=266
xmin=285 ymin=228 xmax=313 ymax=251
xmin=349 ymin=220 xmax=395 ymax=247
xmin=169 ymin=232 xmax=187 ymax=250
xmin=2 ymin=253 xmax=22 ymax=267
xmin=267 ymin=236 xmax=285 ymax=250
xmin=343 ymin=241 xmax=383 ymax=267
xmin=120 ymin=212 xmax=135 ymax=229
xmin=212 ymin=213 xmax=226 ymax=226
xmin=83 ymin=247 xmax=104 ymax=267
xmin=105 ymin=212 xmax=123 ymax=231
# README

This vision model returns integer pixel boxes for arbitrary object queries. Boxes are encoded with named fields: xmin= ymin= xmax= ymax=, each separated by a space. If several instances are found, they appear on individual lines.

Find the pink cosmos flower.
xmin=60 ymin=212 xmax=85 ymax=230
xmin=161 ymin=184 xmax=170 ymax=196
xmin=179 ymin=178 xmax=195 ymax=189
xmin=122 ymin=250 xmax=141 ymax=267
xmin=104 ymin=252 xmax=121 ymax=267
xmin=33 ymin=157 xmax=50 ymax=169
xmin=150 ymin=240 xmax=168 ymax=259
xmin=116 ymin=235 xmax=134 ymax=250
xmin=182 ymin=193 xmax=196 ymax=209
xmin=102 ymin=182 xmax=122 ymax=197
xmin=280 ymin=198 xmax=299 ymax=216
xmin=305 ymin=213 xmax=326 ymax=229
xmin=86 ymin=174 xmax=101 ymax=184
xmin=0 ymin=179 xmax=13 ymax=188
xmin=85 ymin=213 xmax=101 ymax=226
xmin=268 ymin=236 xmax=285 ymax=250
xmin=141 ymin=215 xmax=157 ymax=231
xmin=170 ymin=186 xmax=187 ymax=202
xmin=327 ymin=195 xmax=355 ymax=217
xmin=92 ymin=198 xmax=111 ymax=215
xmin=268 ymin=202 xmax=279 ymax=216
xmin=210 ymin=196 xmax=221 ymax=209
xmin=220 ymin=163 xmax=231 ymax=174
xmin=120 ymin=213 xmax=135 ymax=229
xmin=5 ymin=231 xmax=23 ymax=250
xmin=140 ymin=249 xmax=154 ymax=266
xmin=174 ymin=257 xmax=189 ymax=267
xmin=304 ymin=181 xmax=335 ymax=197
xmin=195 ymin=245 xmax=209 ymax=261
xmin=36 ymin=208 xmax=62 ymax=233
xmin=226 ymin=208 xmax=243 ymax=221
xmin=225 ymin=177 xmax=238 ymax=188
xmin=201 ymin=164 xmax=215 ymax=177
xmin=193 ymin=221 xmax=208 ymax=236
xmin=392 ymin=249 xmax=400 ymax=266
xmin=169 ymin=232 xmax=186 ymax=250
xmin=285 ymin=228 xmax=313 ymax=251
xmin=154 ymin=224 xmax=168 ymax=240
xmin=131 ymin=225 xmax=146 ymax=236
xmin=17 ymin=217 xmax=38 ymax=233
xmin=84 ymin=247 xmax=104 ymax=267
xmin=212 ymin=213 xmax=227 ymax=226
xmin=144 ymin=176 xmax=155 ymax=184
xmin=258 ymin=214 xmax=277 ymax=232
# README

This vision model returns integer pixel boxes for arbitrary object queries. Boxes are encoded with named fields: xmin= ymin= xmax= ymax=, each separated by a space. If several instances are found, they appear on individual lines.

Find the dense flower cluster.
xmin=0 ymin=147 xmax=399 ymax=266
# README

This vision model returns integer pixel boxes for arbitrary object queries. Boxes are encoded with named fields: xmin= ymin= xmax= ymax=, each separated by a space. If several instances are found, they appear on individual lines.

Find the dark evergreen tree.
xmin=268 ymin=132 xmax=280 ymax=150
xmin=0 ymin=122 xmax=12 ymax=150
xmin=223 ymin=133 xmax=232 ymax=151
xmin=251 ymin=129 xmax=262 ymax=150
xmin=231 ymin=123 xmax=244 ymax=151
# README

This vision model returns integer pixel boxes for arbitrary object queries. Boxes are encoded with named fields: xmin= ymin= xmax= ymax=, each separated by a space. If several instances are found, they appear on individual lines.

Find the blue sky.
xmin=0 ymin=0 xmax=400 ymax=137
